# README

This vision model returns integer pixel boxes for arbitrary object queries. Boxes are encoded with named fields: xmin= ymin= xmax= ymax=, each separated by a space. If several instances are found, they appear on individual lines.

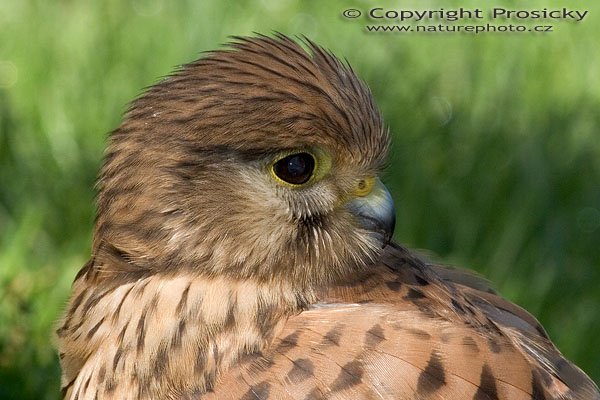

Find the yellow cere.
xmin=354 ymin=177 xmax=376 ymax=197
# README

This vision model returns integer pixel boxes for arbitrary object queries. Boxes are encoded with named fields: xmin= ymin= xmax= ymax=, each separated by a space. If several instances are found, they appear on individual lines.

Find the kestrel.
xmin=56 ymin=34 xmax=599 ymax=399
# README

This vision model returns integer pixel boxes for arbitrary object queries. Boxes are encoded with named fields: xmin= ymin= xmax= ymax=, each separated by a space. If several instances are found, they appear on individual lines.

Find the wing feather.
xmin=205 ymin=243 xmax=599 ymax=399
xmin=207 ymin=305 xmax=537 ymax=399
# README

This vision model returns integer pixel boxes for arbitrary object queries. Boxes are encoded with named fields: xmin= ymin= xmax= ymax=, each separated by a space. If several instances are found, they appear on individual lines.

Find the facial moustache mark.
xmin=296 ymin=213 xmax=326 ymax=229
xmin=295 ymin=214 xmax=329 ymax=245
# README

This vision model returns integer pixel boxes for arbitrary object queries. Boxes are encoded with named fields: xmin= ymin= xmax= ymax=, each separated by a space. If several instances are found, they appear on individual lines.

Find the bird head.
xmin=94 ymin=34 xmax=395 ymax=289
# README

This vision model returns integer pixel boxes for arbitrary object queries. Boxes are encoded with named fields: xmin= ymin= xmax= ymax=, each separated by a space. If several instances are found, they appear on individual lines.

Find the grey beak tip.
xmin=346 ymin=179 xmax=396 ymax=248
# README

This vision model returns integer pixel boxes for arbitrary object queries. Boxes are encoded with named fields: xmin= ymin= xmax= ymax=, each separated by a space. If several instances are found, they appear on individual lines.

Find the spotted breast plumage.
xmin=56 ymin=34 xmax=599 ymax=399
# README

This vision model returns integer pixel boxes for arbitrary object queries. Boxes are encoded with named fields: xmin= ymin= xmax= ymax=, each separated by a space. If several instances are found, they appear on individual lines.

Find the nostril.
xmin=354 ymin=177 xmax=375 ymax=197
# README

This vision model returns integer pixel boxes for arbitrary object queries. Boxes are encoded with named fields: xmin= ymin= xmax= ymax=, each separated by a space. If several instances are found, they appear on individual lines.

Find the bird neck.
xmin=58 ymin=270 xmax=314 ymax=398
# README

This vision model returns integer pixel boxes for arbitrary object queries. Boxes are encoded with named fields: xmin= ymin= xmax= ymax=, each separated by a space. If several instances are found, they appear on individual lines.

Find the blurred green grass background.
xmin=1 ymin=0 xmax=598 ymax=398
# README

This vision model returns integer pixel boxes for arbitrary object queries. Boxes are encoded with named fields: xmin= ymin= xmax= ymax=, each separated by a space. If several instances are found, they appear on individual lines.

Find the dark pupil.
xmin=274 ymin=153 xmax=315 ymax=185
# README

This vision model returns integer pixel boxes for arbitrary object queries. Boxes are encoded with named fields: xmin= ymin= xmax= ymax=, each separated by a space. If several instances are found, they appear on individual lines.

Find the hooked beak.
xmin=346 ymin=178 xmax=396 ymax=247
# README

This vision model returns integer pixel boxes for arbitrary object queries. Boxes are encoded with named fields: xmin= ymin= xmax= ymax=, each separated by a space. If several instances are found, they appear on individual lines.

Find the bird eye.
xmin=272 ymin=152 xmax=316 ymax=185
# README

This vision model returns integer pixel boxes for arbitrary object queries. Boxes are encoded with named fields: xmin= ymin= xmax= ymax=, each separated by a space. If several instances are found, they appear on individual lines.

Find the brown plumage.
xmin=56 ymin=34 xmax=599 ymax=399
